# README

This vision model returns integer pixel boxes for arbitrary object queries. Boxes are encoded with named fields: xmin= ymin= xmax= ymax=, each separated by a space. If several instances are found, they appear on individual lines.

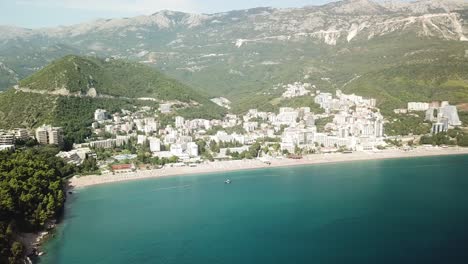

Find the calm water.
xmin=40 ymin=155 xmax=468 ymax=264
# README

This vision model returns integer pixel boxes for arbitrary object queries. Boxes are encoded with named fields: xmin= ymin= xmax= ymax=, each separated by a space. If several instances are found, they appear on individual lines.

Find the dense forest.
xmin=0 ymin=146 xmax=77 ymax=264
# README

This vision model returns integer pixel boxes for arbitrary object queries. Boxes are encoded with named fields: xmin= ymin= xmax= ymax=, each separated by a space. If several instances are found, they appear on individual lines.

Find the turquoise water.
xmin=40 ymin=155 xmax=468 ymax=264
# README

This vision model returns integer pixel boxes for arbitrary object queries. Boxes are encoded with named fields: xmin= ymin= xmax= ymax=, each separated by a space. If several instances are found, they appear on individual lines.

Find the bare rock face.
xmin=86 ymin=88 xmax=97 ymax=98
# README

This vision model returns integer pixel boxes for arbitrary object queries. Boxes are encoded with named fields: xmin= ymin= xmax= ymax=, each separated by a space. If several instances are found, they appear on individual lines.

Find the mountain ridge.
xmin=17 ymin=55 xmax=218 ymax=105
xmin=1 ymin=0 xmax=467 ymax=35
xmin=0 ymin=0 xmax=467 ymax=113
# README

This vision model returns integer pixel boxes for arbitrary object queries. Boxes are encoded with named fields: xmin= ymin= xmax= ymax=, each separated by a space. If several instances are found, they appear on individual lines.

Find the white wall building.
xmin=149 ymin=137 xmax=161 ymax=152
xmin=187 ymin=142 xmax=199 ymax=157
xmin=408 ymin=102 xmax=429 ymax=112
xmin=175 ymin=116 xmax=185 ymax=129
xmin=94 ymin=109 xmax=108 ymax=122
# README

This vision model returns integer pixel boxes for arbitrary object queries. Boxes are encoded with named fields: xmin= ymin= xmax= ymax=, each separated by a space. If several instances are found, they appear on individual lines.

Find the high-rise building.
xmin=175 ymin=116 xmax=185 ymax=129
xmin=374 ymin=120 xmax=384 ymax=138
xmin=35 ymin=127 xmax=49 ymax=145
xmin=14 ymin=129 xmax=30 ymax=141
xmin=440 ymin=105 xmax=462 ymax=126
xmin=35 ymin=125 xmax=64 ymax=146
xmin=187 ymin=142 xmax=199 ymax=157
xmin=49 ymin=128 xmax=64 ymax=145
xmin=149 ymin=137 xmax=161 ymax=152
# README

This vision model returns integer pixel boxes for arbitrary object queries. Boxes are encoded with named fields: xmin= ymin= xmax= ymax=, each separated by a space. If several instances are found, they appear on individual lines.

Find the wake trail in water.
xmin=153 ymin=184 xmax=192 ymax=191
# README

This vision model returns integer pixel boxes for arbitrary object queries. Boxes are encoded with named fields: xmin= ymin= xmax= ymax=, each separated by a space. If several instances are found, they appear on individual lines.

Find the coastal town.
xmin=1 ymin=86 xmax=465 ymax=177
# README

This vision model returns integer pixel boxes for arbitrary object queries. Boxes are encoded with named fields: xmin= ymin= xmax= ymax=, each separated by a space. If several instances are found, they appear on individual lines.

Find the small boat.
xmin=224 ymin=179 xmax=231 ymax=184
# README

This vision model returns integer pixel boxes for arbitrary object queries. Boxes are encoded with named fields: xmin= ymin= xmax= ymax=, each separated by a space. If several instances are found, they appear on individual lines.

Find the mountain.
xmin=0 ymin=0 xmax=467 ymax=112
xmin=17 ymin=55 xmax=213 ymax=103
xmin=0 ymin=56 xmax=224 ymax=145
xmin=382 ymin=0 xmax=468 ymax=13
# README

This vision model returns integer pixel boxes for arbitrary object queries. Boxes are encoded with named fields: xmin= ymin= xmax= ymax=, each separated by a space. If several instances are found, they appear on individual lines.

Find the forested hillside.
xmin=0 ymin=146 xmax=76 ymax=263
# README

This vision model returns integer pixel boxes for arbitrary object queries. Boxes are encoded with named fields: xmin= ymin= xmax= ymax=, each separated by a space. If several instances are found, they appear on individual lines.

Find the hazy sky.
xmin=0 ymin=0 xmax=334 ymax=28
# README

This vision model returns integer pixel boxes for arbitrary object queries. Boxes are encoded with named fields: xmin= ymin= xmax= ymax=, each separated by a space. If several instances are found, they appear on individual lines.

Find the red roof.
xmin=111 ymin=164 xmax=132 ymax=171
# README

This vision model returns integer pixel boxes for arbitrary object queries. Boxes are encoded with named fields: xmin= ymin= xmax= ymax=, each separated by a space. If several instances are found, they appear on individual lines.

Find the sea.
xmin=39 ymin=155 xmax=468 ymax=264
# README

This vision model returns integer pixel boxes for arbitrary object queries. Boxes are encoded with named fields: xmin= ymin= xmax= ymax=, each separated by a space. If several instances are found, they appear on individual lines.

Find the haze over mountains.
xmin=0 ymin=0 xmax=467 ymax=112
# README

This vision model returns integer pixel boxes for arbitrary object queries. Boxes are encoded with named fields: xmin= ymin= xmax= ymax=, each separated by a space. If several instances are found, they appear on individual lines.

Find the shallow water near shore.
xmin=40 ymin=155 xmax=468 ymax=264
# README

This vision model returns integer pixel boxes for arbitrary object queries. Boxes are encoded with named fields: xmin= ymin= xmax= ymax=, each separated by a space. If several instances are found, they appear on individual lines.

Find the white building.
xmin=137 ymin=135 xmax=148 ymax=145
xmin=408 ymin=102 xmax=429 ymax=112
xmin=210 ymin=97 xmax=232 ymax=109
xmin=13 ymin=129 xmax=30 ymax=141
xmin=170 ymin=143 xmax=185 ymax=156
xmin=314 ymin=92 xmax=333 ymax=110
xmin=143 ymin=118 xmax=158 ymax=134
xmin=149 ymin=137 xmax=161 ymax=152
xmin=160 ymin=104 xmax=172 ymax=114
xmin=94 ymin=109 xmax=108 ymax=122
xmin=275 ymin=108 xmax=299 ymax=126
xmin=175 ymin=116 xmax=185 ymax=129
xmin=0 ymin=132 xmax=15 ymax=145
xmin=282 ymin=82 xmax=311 ymax=98
xmin=35 ymin=125 xmax=64 ymax=146
xmin=243 ymin=122 xmax=258 ymax=133
xmin=425 ymin=102 xmax=462 ymax=127
xmin=432 ymin=121 xmax=448 ymax=134
xmin=187 ymin=142 xmax=199 ymax=157
xmin=0 ymin=145 xmax=15 ymax=151
xmin=440 ymin=105 xmax=462 ymax=126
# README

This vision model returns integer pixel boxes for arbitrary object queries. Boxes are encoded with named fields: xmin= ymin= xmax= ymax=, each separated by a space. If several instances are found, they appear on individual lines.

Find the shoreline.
xmin=69 ymin=147 xmax=468 ymax=189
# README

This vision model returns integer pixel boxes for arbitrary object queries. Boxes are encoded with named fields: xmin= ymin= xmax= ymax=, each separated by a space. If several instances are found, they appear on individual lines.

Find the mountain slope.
xmin=18 ymin=55 xmax=216 ymax=104
xmin=0 ymin=56 xmax=225 ymax=143
xmin=343 ymin=60 xmax=468 ymax=112
xmin=0 ymin=0 xmax=468 ymax=112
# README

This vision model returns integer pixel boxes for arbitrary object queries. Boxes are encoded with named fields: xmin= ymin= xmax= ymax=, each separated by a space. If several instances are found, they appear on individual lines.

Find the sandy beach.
xmin=69 ymin=147 xmax=468 ymax=188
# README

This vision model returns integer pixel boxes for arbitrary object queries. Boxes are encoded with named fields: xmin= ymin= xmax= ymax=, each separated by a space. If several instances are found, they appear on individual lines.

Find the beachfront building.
xmin=170 ymin=144 xmax=185 ymax=157
xmin=187 ymin=142 xmax=199 ymax=157
xmin=431 ymin=119 xmax=449 ymax=134
xmin=111 ymin=164 xmax=135 ymax=173
xmin=149 ymin=137 xmax=161 ymax=152
xmin=425 ymin=101 xmax=462 ymax=127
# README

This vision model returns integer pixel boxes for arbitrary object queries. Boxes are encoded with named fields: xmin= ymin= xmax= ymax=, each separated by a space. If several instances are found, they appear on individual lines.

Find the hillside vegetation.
xmin=0 ymin=55 xmax=226 ymax=146
xmin=0 ymin=146 xmax=76 ymax=263
xmin=0 ymin=90 xmax=224 ymax=149
xmin=343 ymin=60 xmax=468 ymax=113
xmin=19 ymin=55 xmax=216 ymax=105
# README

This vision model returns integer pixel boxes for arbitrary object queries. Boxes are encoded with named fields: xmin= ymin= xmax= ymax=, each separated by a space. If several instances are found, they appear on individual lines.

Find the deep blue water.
xmin=40 ymin=155 xmax=468 ymax=264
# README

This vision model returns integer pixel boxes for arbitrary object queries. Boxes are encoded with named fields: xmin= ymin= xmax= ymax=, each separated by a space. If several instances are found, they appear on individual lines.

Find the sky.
xmin=0 ymin=0 xmax=333 ymax=28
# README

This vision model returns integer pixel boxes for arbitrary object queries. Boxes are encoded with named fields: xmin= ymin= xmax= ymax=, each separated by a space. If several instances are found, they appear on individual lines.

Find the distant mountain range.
xmin=0 ymin=0 xmax=467 ymax=113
